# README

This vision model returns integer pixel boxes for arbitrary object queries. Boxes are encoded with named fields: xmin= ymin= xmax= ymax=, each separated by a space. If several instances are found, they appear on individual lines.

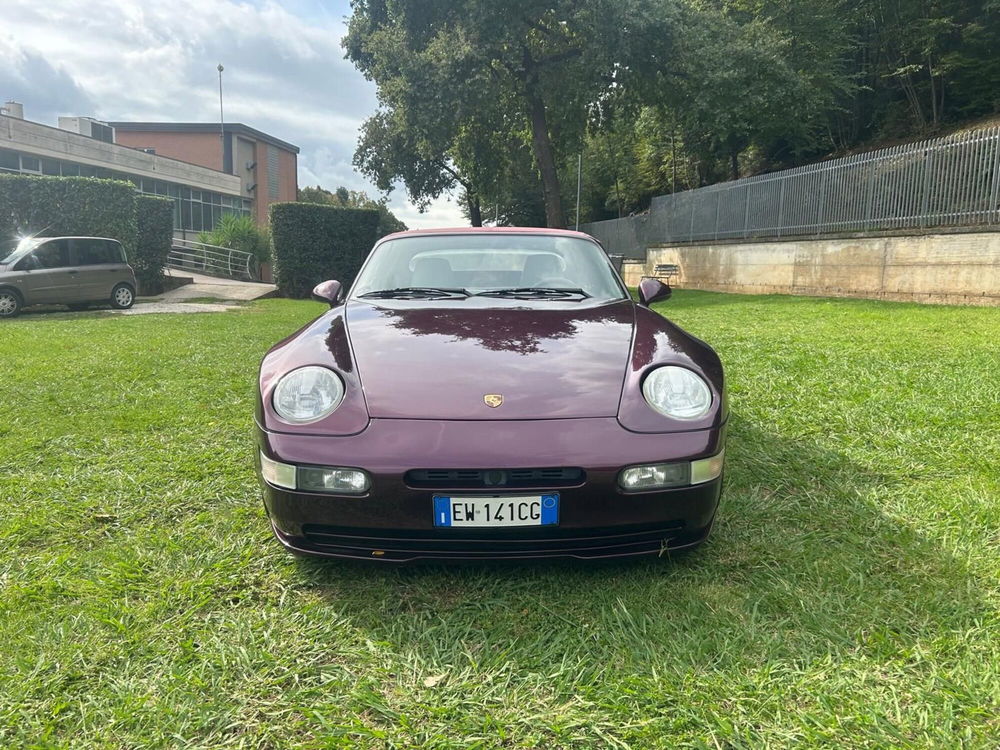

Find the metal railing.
xmin=167 ymin=238 xmax=259 ymax=281
xmin=583 ymin=127 xmax=1000 ymax=257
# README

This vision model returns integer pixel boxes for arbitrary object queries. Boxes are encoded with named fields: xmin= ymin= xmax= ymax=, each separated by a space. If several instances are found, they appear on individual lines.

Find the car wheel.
xmin=0 ymin=289 xmax=22 ymax=318
xmin=67 ymin=302 xmax=91 ymax=311
xmin=110 ymin=283 xmax=135 ymax=310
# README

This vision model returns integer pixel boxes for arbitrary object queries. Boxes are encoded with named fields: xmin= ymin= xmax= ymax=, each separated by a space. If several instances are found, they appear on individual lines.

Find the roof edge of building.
xmin=0 ymin=113 xmax=243 ymax=194
xmin=108 ymin=122 xmax=300 ymax=154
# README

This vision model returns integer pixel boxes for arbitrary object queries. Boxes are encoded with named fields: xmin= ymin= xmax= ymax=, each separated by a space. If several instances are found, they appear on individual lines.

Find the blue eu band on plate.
xmin=433 ymin=494 xmax=559 ymax=527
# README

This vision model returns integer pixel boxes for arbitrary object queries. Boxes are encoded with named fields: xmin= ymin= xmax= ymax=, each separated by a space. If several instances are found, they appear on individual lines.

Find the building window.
xmin=267 ymin=145 xmax=279 ymax=200
xmin=0 ymin=149 xmax=18 ymax=172
xmin=0 ymin=148 xmax=249 ymax=232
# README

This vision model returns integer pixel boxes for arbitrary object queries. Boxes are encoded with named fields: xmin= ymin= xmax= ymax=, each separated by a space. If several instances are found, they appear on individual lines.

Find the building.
xmin=0 ymin=101 xmax=297 ymax=238
xmin=111 ymin=122 xmax=299 ymax=227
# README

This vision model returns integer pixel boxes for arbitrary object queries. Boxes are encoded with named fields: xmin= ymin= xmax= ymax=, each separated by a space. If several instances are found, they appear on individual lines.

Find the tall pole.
xmin=217 ymin=64 xmax=225 ymax=171
xmin=670 ymin=129 xmax=677 ymax=193
xmin=574 ymin=152 xmax=582 ymax=231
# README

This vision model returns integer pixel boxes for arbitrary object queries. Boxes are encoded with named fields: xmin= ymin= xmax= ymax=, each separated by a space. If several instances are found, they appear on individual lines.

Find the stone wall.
xmin=635 ymin=232 xmax=1000 ymax=306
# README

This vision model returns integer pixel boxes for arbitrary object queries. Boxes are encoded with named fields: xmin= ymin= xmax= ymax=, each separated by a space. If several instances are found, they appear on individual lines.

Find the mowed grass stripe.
xmin=0 ymin=293 xmax=997 ymax=748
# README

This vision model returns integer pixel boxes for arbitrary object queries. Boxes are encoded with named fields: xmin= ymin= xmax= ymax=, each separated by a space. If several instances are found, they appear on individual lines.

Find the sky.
xmin=0 ymin=0 xmax=467 ymax=229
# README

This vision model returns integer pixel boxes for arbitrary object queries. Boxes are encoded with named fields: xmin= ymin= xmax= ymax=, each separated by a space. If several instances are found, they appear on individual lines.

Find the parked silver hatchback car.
xmin=0 ymin=236 xmax=138 ymax=317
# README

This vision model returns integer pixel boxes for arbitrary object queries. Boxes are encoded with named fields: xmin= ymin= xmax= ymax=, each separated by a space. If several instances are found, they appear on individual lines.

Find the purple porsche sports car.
xmin=255 ymin=228 xmax=726 ymax=562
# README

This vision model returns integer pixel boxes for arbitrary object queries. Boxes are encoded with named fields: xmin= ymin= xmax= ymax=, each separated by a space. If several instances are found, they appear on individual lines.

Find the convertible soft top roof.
xmin=380 ymin=227 xmax=597 ymax=243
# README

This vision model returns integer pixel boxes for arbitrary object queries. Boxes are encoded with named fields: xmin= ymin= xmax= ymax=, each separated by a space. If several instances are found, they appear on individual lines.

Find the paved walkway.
xmin=16 ymin=272 xmax=278 ymax=318
xmin=119 ymin=301 xmax=237 ymax=315
xmin=158 ymin=270 xmax=277 ymax=303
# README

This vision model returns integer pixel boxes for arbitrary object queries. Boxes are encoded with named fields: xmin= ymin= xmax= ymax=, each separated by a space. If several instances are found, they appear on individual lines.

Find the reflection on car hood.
xmin=346 ymin=300 xmax=636 ymax=420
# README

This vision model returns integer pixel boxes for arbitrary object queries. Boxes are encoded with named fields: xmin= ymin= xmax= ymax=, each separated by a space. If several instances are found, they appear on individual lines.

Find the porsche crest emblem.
xmin=484 ymin=394 xmax=504 ymax=408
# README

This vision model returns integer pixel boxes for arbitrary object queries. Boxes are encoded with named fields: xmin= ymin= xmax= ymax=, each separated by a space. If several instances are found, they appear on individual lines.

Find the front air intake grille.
xmin=298 ymin=522 xmax=688 ymax=561
xmin=405 ymin=467 xmax=585 ymax=489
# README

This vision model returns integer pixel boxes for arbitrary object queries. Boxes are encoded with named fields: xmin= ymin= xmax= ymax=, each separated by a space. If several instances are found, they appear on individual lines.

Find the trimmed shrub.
xmin=135 ymin=195 xmax=174 ymax=294
xmin=270 ymin=202 xmax=380 ymax=298
xmin=198 ymin=213 xmax=270 ymax=263
xmin=0 ymin=174 xmax=175 ymax=295
xmin=0 ymin=174 xmax=137 ymax=255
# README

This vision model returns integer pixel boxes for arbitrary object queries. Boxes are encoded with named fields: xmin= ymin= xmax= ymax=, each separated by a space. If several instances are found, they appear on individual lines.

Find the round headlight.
xmin=642 ymin=366 xmax=712 ymax=420
xmin=272 ymin=366 xmax=345 ymax=424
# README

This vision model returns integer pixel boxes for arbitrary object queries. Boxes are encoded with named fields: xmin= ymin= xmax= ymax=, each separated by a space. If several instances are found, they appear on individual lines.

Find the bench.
xmin=653 ymin=263 xmax=680 ymax=282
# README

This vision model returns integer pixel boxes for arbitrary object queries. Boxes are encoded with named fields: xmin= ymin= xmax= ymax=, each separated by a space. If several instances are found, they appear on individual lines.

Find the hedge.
xmin=135 ymin=195 xmax=175 ymax=294
xmin=0 ymin=174 xmax=138 ymax=257
xmin=0 ymin=174 xmax=175 ymax=295
xmin=270 ymin=202 xmax=380 ymax=298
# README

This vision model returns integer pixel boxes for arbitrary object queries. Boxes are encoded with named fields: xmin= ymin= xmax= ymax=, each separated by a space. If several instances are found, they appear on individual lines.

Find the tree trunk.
xmin=730 ymin=149 xmax=739 ymax=181
xmin=927 ymin=57 xmax=938 ymax=128
xmin=524 ymin=84 xmax=564 ymax=228
xmin=899 ymin=70 xmax=925 ymax=128
xmin=467 ymin=193 xmax=483 ymax=227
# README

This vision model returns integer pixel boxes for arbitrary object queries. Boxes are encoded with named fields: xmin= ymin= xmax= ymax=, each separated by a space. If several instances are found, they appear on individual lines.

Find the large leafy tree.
xmin=353 ymin=90 xmax=518 ymax=226
xmin=347 ymin=0 xmax=999 ymax=226
xmin=345 ymin=0 xmax=675 ymax=227
xmin=666 ymin=15 xmax=821 ymax=179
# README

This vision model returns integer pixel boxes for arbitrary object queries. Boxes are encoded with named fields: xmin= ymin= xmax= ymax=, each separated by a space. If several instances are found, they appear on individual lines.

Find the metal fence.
xmin=167 ymin=238 xmax=259 ymax=281
xmin=583 ymin=127 xmax=1000 ymax=258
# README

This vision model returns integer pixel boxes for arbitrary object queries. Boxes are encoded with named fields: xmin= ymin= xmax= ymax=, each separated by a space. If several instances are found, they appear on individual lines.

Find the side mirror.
xmin=637 ymin=277 xmax=671 ymax=307
xmin=311 ymin=279 xmax=343 ymax=307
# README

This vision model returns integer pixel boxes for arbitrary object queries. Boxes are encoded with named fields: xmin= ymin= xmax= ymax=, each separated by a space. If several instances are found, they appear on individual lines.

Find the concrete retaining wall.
xmin=626 ymin=232 xmax=1000 ymax=307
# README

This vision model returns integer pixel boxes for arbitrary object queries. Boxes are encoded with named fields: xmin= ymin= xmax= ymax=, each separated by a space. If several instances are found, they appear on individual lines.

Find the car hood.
xmin=345 ymin=299 xmax=636 ymax=420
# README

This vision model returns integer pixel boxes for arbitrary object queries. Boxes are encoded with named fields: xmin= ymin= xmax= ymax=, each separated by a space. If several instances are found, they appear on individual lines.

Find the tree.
xmin=660 ymin=12 xmax=827 ymax=180
xmin=345 ymin=0 xmax=677 ymax=227
xmin=347 ymin=0 xmax=999 ymax=226
xmin=353 ymin=104 xmax=513 ymax=227
xmin=869 ymin=0 xmax=1000 ymax=130
xmin=298 ymin=184 xmax=407 ymax=238
xmin=460 ymin=136 xmax=548 ymax=227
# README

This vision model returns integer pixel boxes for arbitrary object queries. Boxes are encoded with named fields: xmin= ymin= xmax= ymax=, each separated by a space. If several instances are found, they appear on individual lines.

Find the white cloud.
xmin=0 ymin=0 xmax=471 ymax=230
xmin=387 ymin=192 xmax=469 ymax=230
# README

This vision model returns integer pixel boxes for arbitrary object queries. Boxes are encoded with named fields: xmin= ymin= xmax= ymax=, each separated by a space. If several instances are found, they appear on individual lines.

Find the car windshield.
xmin=0 ymin=237 xmax=42 ymax=265
xmin=351 ymin=234 xmax=626 ymax=302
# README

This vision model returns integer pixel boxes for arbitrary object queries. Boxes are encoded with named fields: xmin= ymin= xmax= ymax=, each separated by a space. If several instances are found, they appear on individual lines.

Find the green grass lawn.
xmin=1 ymin=292 xmax=998 ymax=748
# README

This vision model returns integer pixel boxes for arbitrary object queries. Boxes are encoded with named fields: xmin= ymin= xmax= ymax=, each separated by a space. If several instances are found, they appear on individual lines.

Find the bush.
xmin=270 ymin=202 xmax=380 ymax=298
xmin=198 ymin=213 xmax=271 ymax=263
xmin=0 ymin=174 xmax=176 ymax=295
xmin=135 ymin=196 xmax=174 ymax=295
xmin=0 ymin=174 xmax=137 ymax=255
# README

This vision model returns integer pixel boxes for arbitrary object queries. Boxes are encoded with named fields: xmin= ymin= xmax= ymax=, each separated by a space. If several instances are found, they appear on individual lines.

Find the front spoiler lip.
xmin=269 ymin=519 xmax=715 ymax=564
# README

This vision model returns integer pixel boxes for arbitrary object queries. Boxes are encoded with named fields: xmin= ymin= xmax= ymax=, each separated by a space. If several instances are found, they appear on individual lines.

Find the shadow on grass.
xmin=658 ymin=289 xmax=875 ymax=313
xmin=290 ymin=416 xmax=986 ymax=675
xmin=8 ymin=305 xmax=117 ymax=321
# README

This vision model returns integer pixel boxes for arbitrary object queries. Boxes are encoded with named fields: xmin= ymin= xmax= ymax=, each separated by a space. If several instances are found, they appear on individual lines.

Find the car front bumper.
xmin=256 ymin=417 xmax=725 ymax=563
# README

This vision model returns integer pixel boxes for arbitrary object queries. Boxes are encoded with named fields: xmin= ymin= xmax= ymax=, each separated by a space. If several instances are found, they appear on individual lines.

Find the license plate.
xmin=433 ymin=494 xmax=559 ymax=528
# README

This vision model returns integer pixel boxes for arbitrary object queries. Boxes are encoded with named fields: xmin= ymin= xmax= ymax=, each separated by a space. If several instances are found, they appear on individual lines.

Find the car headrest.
xmin=411 ymin=256 xmax=453 ymax=287
xmin=521 ymin=254 xmax=562 ymax=285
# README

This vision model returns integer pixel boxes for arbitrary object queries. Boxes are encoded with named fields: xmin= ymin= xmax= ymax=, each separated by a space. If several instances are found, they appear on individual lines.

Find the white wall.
xmin=632 ymin=232 xmax=1000 ymax=307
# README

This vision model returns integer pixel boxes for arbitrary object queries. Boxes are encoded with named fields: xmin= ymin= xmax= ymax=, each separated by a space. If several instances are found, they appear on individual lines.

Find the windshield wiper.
xmin=358 ymin=287 xmax=470 ymax=299
xmin=474 ymin=287 xmax=591 ymax=300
